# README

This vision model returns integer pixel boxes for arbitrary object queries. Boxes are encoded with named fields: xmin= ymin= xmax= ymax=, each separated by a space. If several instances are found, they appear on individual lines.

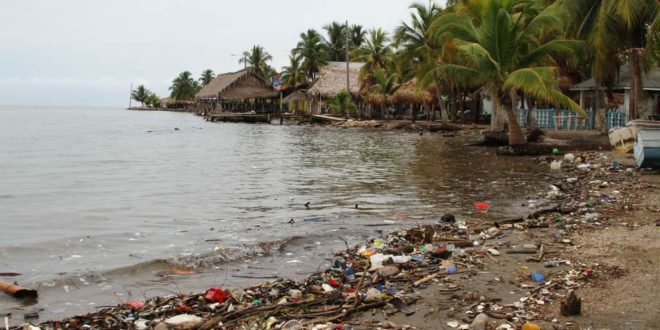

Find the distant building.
xmin=196 ymin=68 xmax=279 ymax=114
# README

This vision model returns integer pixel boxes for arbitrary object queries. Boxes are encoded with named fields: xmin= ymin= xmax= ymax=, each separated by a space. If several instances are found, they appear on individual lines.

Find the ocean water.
xmin=0 ymin=106 xmax=545 ymax=322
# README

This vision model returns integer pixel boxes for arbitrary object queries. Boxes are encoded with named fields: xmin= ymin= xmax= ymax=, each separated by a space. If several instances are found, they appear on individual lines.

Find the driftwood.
xmin=505 ymin=248 xmax=538 ymax=254
xmin=0 ymin=280 xmax=38 ymax=299
xmin=526 ymin=244 xmax=546 ymax=262
xmin=497 ymin=144 xmax=557 ymax=156
xmin=494 ymin=217 xmax=524 ymax=227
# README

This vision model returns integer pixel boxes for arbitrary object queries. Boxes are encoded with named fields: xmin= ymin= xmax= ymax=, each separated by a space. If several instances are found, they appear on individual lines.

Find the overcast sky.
xmin=0 ymin=0 xmax=439 ymax=107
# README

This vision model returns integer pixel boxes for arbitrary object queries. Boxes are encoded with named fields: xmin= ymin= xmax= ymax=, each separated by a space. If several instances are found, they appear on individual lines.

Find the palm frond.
xmin=504 ymin=67 xmax=584 ymax=116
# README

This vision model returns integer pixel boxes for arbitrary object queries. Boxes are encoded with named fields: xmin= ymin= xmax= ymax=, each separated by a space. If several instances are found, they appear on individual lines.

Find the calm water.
xmin=0 ymin=106 xmax=545 ymax=322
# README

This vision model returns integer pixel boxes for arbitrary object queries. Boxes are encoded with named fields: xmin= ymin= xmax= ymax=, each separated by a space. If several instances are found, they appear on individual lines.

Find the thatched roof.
xmin=282 ymin=90 xmax=307 ymax=103
xmin=160 ymin=97 xmax=194 ymax=105
xmin=391 ymin=78 xmax=435 ymax=104
xmin=196 ymin=69 xmax=279 ymax=100
xmin=308 ymin=62 xmax=364 ymax=98
xmin=571 ymin=66 xmax=660 ymax=91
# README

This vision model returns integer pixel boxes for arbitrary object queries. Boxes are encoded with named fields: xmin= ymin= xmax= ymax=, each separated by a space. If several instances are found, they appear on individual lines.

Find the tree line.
xmin=131 ymin=69 xmax=216 ymax=107
xmin=134 ymin=0 xmax=658 ymax=144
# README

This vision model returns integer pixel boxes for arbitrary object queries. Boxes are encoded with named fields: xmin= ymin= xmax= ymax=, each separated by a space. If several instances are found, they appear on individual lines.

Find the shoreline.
xmin=16 ymin=151 xmax=658 ymax=329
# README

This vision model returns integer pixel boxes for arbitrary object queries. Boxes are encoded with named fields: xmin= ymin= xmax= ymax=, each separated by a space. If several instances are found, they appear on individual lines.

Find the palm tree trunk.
xmin=435 ymin=87 xmax=449 ymax=124
xmin=632 ymin=49 xmax=644 ymax=120
xmin=504 ymin=100 xmax=525 ymax=145
xmin=491 ymin=91 xmax=505 ymax=132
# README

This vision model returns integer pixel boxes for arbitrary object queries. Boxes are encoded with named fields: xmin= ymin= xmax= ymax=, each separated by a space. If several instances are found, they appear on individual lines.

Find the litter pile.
xmin=16 ymin=152 xmax=653 ymax=330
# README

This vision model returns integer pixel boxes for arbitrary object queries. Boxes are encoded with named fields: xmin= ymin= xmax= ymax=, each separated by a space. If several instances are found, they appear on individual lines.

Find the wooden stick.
xmin=414 ymin=271 xmax=442 ymax=287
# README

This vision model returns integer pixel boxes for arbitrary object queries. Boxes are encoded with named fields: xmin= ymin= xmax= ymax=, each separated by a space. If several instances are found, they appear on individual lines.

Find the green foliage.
xmin=559 ymin=0 xmax=658 ymax=83
xmin=145 ymin=92 xmax=160 ymax=108
xmin=131 ymin=85 xmax=150 ymax=106
xmin=169 ymin=71 xmax=200 ymax=101
xmin=240 ymin=45 xmax=274 ymax=80
xmin=281 ymin=53 xmax=308 ymax=88
xmin=294 ymin=29 xmax=328 ymax=79
xmin=324 ymin=21 xmax=348 ymax=61
xmin=199 ymin=69 xmax=215 ymax=87
xmin=326 ymin=90 xmax=357 ymax=117
xmin=354 ymin=28 xmax=394 ymax=84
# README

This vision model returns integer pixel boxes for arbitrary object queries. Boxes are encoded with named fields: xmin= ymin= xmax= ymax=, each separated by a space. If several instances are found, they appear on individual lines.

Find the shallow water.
xmin=0 ymin=106 xmax=546 ymax=322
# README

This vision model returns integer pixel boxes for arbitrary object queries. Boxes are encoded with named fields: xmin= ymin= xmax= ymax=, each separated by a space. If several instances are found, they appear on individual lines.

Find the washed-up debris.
xmin=17 ymin=151 xmax=653 ymax=330
xmin=0 ymin=280 xmax=38 ymax=299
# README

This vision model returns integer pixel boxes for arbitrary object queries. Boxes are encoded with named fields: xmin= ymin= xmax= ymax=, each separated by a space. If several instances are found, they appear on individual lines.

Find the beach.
xmin=2 ymin=107 xmax=657 ymax=330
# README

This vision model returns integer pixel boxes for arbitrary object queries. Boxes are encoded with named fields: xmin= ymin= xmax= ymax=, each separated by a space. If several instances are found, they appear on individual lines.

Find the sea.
xmin=0 ymin=106 xmax=546 ymax=323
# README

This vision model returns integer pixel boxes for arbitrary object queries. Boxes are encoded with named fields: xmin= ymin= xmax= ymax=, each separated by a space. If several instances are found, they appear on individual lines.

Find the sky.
xmin=0 ymin=0 xmax=432 ymax=107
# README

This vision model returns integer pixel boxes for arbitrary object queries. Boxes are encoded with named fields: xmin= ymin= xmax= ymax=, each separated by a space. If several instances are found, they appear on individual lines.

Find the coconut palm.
xmin=365 ymin=69 xmax=400 ymax=119
xmin=281 ymin=54 xmax=308 ymax=88
xmin=559 ymin=0 xmax=658 ymax=119
xmin=394 ymin=2 xmax=442 ymax=58
xmin=354 ymin=28 xmax=394 ymax=85
xmin=395 ymin=1 xmax=446 ymax=121
xmin=324 ymin=21 xmax=348 ymax=61
xmin=169 ymin=71 xmax=200 ymax=101
xmin=428 ymin=0 xmax=584 ymax=145
xmin=239 ymin=45 xmax=273 ymax=80
xmin=327 ymin=90 xmax=357 ymax=117
xmin=350 ymin=25 xmax=368 ymax=49
xmin=131 ymin=85 xmax=149 ymax=106
xmin=294 ymin=29 xmax=328 ymax=79
xmin=199 ymin=69 xmax=215 ymax=87
xmin=145 ymin=92 xmax=160 ymax=108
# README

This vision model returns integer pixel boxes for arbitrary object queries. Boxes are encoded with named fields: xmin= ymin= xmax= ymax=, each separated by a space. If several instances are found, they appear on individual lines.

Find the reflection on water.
xmin=0 ymin=106 xmax=545 ymax=321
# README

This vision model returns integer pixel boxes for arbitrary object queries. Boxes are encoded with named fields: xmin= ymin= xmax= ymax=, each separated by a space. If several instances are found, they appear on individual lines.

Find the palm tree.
xmin=169 ymin=71 xmax=200 ymax=101
xmin=354 ymin=28 xmax=394 ymax=85
xmin=327 ymin=90 xmax=357 ymax=117
xmin=324 ymin=22 xmax=348 ymax=61
xmin=294 ymin=29 xmax=328 ymax=79
xmin=199 ymin=69 xmax=215 ymax=87
xmin=394 ymin=2 xmax=442 ymax=58
xmin=560 ymin=0 xmax=658 ymax=120
xmin=350 ymin=25 xmax=368 ymax=49
xmin=131 ymin=85 xmax=150 ymax=106
xmin=395 ymin=2 xmax=445 ymax=121
xmin=429 ymin=0 xmax=584 ymax=145
xmin=365 ymin=70 xmax=400 ymax=119
xmin=145 ymin=92 xmax=160 ymax=108
xmin=281 ymin=54 xmax=308 ymax=88
xmin=240 ymin=45 xmax=273 ymax=80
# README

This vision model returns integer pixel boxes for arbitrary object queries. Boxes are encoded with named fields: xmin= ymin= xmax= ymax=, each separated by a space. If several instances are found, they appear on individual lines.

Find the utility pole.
xmin=345 ymin=20 xmax=350 ymax=95
xmin=128 ymin=81 xmax=132 ymax=109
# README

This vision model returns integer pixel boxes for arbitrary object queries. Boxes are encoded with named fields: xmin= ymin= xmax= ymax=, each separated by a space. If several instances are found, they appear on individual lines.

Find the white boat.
xmin=634 ymin=129 xmax=660 ymax=168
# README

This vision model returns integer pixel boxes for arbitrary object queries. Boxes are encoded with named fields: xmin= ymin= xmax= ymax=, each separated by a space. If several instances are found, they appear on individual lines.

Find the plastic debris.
xmin=531 ymin=272 xmax=545 ymax=282
xmin=521 ymin=322 xmax=541 ymax=330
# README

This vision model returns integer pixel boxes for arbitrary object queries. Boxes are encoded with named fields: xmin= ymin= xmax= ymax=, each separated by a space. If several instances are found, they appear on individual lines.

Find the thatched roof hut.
xmin=160 ymin=97 xmax=195 ymax=109
xmin=196 ymin=69 xmax=278 ymax=101
xmin=391 ymin=78 xmax=435 ymax=105
xmin=308 ymin=62 xmax=364 ymax=98
xmin=282 ymin=90 xmax=307 ymax=103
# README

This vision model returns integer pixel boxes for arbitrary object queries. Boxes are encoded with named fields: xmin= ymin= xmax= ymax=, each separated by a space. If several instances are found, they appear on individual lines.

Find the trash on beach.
xmin=522 ymin=323 xmax=541 ymax=330
xmin=474 ymin=202 xmax=490 ymax=211
xmin=0 ymin=280 xmax=38 ymax=299
xmin=204 ymin=287 xmax=228 ymax=303
xmin=531 ymin=272 xmax=545 ymax=282
xmin=126 ymin=300 xmax=145 ymax=310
